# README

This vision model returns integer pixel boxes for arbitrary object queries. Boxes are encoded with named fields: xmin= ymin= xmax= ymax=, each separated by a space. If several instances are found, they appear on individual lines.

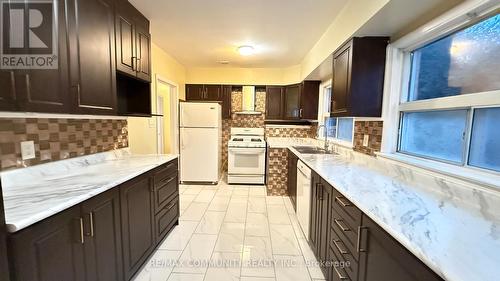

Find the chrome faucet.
xmin=317 ymin=125 xmax=329 ymax=151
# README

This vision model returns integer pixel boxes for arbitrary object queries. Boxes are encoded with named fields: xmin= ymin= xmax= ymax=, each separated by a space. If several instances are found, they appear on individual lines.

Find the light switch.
xmin=363 ymin=134 xmax=369 ymax=147
xmin=21 ymin=141 xmax=36 ymax=160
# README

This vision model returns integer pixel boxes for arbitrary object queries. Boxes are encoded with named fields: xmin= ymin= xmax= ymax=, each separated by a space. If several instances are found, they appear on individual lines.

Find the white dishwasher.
xmin=296 ymin=160 xmax=312 ymax=240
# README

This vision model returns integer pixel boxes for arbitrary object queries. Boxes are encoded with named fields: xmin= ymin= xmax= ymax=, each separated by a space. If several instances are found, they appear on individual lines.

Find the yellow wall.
xmin=128 ymin=42 xmax=186 ymax=154
xmin=186 ymin=65 xmax=301 ymax=85
xmin=300 ymin=0 xmax=390 ymax=79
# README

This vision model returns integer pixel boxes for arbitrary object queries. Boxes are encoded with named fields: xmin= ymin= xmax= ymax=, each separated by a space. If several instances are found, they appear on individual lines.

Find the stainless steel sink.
xmin=292 ymin=146 xmax=335 ymax=155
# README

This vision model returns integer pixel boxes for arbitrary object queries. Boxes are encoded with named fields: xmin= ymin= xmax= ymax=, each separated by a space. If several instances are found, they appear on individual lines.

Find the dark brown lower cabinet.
xmin=307 ymin=171 xmax=444 ymax=281
xmin=8 ymin=206 xmax=86 ymax=281
xmin=0 ymin=180 xmax=11 ymax=281
xmin=309 ymin=171 xmax=333 ymax=277
xmin=358 ymin=216 xmax=443 ymax=281
xmin=287 ymin=150 xmax=298 ymax=210
xmin=120 ymin=175 xmax=156 ymax=280
xmin=7 ymin=159 xmax=179 ymax=281
xmin=81 ymin=188 xmax=123 ymax=281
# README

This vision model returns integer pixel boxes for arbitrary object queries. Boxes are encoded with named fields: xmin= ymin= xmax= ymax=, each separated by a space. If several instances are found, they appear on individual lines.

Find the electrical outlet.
xmin=148 ymin=119 xmax=155 ymax=128
xmin=363 ymin=134 xmax=369 ymax=147
xmin=21 ymin=141 xmax=36 ymax=160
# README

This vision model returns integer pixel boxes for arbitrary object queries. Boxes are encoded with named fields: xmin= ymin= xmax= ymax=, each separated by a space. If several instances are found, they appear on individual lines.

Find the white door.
xmin=180 ymin=127 xmax=219 ymax=182
xmin=180 ymin=103 xmax=220 ymax=128
xmin=156 ymin=96 xmax=164 ymax=154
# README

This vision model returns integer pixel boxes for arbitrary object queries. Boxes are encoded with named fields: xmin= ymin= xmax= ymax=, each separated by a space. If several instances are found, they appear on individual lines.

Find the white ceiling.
xmin=130 ymin=0 xmax=348 ymax=68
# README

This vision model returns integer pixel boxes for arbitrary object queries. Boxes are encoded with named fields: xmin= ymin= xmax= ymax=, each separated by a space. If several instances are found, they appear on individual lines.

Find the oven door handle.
xmin=228 ymin=148 xmax=266 ymax=154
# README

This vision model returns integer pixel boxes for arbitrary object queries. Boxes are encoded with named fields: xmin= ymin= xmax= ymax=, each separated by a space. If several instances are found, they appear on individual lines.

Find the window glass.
xmin=468 ymin=107 xmax=500 ymax=172
xmin=324 ymin=117 xmax=337 ymax=138
xmin=408 ymin=14 xmax=500 ymax=101
xmin=399 ymin=110 xmax=468 ymax=164
xmin=337 ymin=118 xmax=353 ymax=142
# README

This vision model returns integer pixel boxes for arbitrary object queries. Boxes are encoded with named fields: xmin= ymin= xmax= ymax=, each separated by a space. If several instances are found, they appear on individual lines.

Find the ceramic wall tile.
xmin=0 ymin=118 xmax=128 ymax=171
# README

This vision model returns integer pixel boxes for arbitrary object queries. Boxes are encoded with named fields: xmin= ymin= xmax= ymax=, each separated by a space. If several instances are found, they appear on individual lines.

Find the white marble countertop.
xmin=266 ymin=137 xmax=321 ymax=148
xmin=1 ymin=149 xmax=178 ymax=233
xmin=281 ymin=142 xmax=500 ymax=281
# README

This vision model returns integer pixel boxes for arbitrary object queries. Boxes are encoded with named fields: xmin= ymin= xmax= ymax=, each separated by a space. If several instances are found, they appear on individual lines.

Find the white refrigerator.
xmin=179 ymin=102 xmax=222 ymax=183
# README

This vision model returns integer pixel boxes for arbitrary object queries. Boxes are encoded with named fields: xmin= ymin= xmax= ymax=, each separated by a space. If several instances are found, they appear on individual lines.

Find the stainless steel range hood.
xmin=235 ymin=86 xmax=261 ymax=115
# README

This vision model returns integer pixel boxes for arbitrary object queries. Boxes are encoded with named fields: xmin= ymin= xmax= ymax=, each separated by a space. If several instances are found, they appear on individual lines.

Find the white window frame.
xmin=379 ymin=0 xmax=500 ymax=189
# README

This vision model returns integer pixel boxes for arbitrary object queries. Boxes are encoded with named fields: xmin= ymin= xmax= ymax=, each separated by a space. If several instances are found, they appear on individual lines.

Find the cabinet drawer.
xmin=328 ymin=245 xmax=352 ymax=281
xmin=332 ymin=189 xmax=362 ymax=231
xmin=153 ymin=160 xmax=178 ymax=186
xmin=331 ymin=214 xmax=358 ymax=256
xmin=154 ymin=172 xmax=178 ymax=214
xmin=155 ymin=196 xmax=179 ymax=243
xmin=330 ymin=226 xmax=358 ymax=280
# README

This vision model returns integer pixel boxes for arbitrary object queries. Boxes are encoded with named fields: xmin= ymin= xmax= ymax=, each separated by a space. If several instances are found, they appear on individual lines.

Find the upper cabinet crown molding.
xmin=331 ymin=37 xmax=389 ymax=118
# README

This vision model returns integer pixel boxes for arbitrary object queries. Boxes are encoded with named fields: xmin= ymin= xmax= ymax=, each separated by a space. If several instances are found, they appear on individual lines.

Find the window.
xmin=337 ymin=118 xmax=354 ymax=142
xmin=397 ymin=12 xmax=500 ymax=173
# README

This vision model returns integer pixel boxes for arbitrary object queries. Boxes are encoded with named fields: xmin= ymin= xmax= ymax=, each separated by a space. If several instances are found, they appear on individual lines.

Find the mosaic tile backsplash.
xmin=266 ymin=148 xmax=289 ymax=196
xmin=0 ymin=118 xmax=128 ymax=171
xmin=353 ymin=121 xmax=383 ymax=156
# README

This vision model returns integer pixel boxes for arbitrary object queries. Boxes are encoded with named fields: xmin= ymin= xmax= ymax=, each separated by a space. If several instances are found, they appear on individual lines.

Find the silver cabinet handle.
xmin=137 ymin=57 xmax=141 ymax=73
xmin=89 ymin=212 xmax=94 ymax=237
xmin=335 ymin=196 xmax=351 ymax=207
xmin=334 ymin=219 xmax=350 ymax=232
xmin=131 ymin=56 xmax=136 ymax=71
xmin=299 ymin=108 xmax=303 ymax=118
xmin=334 ymin=266 xmax=348 ymax=280
xmin=79 ymin=217 xmax=84 ymax=244
xmin=333 ymin=239 xmax=348 ymax=254
xmin=357 ymin=226 xmax=368 ymax=252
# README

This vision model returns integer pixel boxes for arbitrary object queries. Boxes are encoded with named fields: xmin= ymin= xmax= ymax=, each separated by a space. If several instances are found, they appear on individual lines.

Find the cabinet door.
xmin=318 ymin=182 xmax=333 ymax=267
xmin=135 ymin=14 xmax=151 ymax=82
xmin=0 ymin=0 xmax=69 ymax=113
xmin=222 ymin=85 xmax=232 ymax=119
xmin=0 ymin=70 xmax=19 ymax=111
xmin=287 ymin=152 xmax=298 ymax=211
xmin=265 ymin=86 xmax=284 ymax=119
xmin=204 ymin=85 xmax=222 ymax=101
xmin=185 ymin=84 xmax=205 ymax=100
xmin=115 ymin=3 xmax=136 ymax=77
xmin=8 ymin=206 xmax=85 ymax=281
xmin=309 ymin=172 xmax=321 ymax=254
xmin=331 ymin=42 xmax=352 ymax=116
xmin=0 ymin=182 xmax=10 ymax=280
xmin=284 ymin=84 xmax=301 ymax=119
xmin=67 ymin=0 xmax=117 ymax=115
xmin=359 ymin=216 xmax=443 ymax=281
xmin=300 ymin=81 xmax=320 ymax=120
xmin=81 ymin=188 xmax=123 ymax=281
xmin=120 ymin=175 xmax=155 ymax=280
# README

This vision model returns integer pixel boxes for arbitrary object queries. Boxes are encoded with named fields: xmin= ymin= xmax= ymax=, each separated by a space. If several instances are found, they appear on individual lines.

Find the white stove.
xmin=228 ymin=128 xmax=266 ymax=148
xmin=227 ymin=128 xmax=266 ymax=184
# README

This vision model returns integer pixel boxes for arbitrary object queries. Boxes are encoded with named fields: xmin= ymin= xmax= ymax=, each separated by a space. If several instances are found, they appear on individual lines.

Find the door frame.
xmin=155 ymin=74 xmax=179 ymax=154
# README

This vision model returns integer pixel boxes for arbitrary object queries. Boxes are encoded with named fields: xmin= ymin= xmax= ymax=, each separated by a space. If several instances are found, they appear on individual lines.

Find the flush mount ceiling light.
xmin=238 ymin=45 xmax=255 ymax=56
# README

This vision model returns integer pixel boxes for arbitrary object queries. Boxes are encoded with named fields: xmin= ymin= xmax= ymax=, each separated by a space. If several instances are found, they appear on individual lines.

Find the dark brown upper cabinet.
xmin=67 ymin=0 xmax=117 ymax=115
xmin=284 ymin=84 xmax=301 ymax=119
xmin=222 ymin=85 xmax=233 ymax=119
xmin=185 ymin=84 xmax=205 ymax=100
xmin=115 ymin=1 xmax=151 ymax=83
xmin=265 ymin=86 xmax=285 ymax=120
xmin=185 ymin=84 xmax=222 ymax=101
xmin=331 ymin=37 xmax=389 ymax=117
xmin=300 ymin=81 xmax=321 ymax=120
xmin=266 ymin=81 xmax=320 ymax=121
xmin=0 ymin=0 xmax=70 ymax=113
